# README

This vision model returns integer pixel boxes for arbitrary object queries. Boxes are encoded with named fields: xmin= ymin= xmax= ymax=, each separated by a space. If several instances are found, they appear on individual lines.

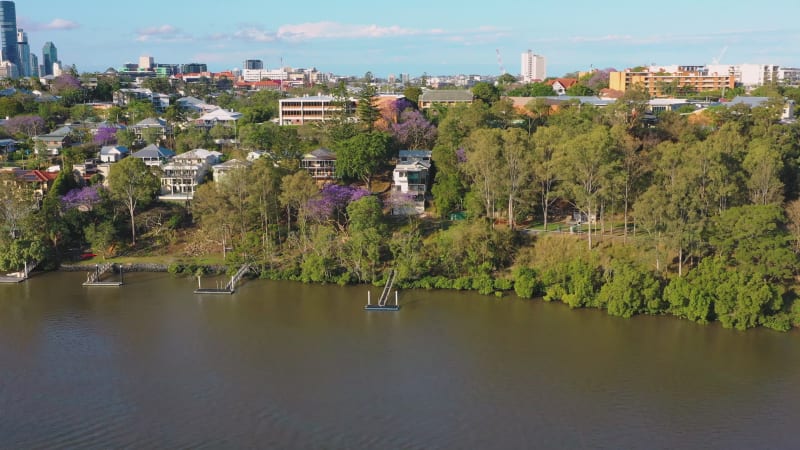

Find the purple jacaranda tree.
xmin=381 ymin=98 xmax=415 ymax=126
xmin=62 ymin=185 xmax=104 ymax=211
xmin=585 ymin=68 xmax=615 ymax=90
xmin=50 ymin=74 xmax=82 ymax=95
xmin=3 ymin=115 xmax=45 ymax=137
xmin=455 ymin=147 xmax=467 ymax=164
xmin=94 ymin=126 xmax=118 ymax=146
xmin=391 ymin=109 xmax=437 ymax=150
xmin=306 ymin=184 xmax=370 ymax=228
xmin=387 ymin=190 xmax=419 ymax=216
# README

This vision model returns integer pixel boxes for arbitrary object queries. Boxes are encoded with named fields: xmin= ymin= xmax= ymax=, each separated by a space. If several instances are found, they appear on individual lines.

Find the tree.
xmin=94 ymin=126 xmax=118 ymax=146
xmin=334 ymin=131 xmax=391 ymax=190
xmin=356 ymin=84 xmax=380 ymax=131
xmin=342 ymin=195 xmax=385 ymax=282
xmin=108 ymin=157 xmax=160 ymax=245
xmin=391 ymin=109 xmax=437 ymax=149
xmin=403 ymin=86 xmax=422 ymax=105
xmin=462 ymin=129 xmax=504 ymax=221
xmin=559 ymin=125 xmax=615 ymax=248
xmin=743 ymin=138 xmax=783 ymax=205
xmin=497 ymin=73 xmax=518 ymax=86
xmin=528 ymin=82 xmax=556 ymax=97
xmin=471 ymin=82 xmax=500 ymax=104
xmin=565 ymin=84 xmax=595 ymax=96
xmin=499 ymin=128 xmax=534 ymax=229
xmin=532 ymin=126 xmax=563 ymax=230
xmin=116 ymin=129 xmax=137 ymax=148
xmin=3 ymin=115 xmax=45 ymax=138
xmin=610 ymin=124 xmax=647 ymax=237
xmin=279 ymin=170 xmax=318 ymax=237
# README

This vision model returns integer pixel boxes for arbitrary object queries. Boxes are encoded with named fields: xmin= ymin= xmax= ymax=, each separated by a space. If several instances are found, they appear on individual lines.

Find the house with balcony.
xmin=301 ymin=148 xmax=337 ymax=180
xmin=131 ymin=144 xmax=175 ymax=167
xmin=212 ymin=159 xmax=251 ymax=183
xmin=398 ymin=150 xmax=432 ymax=165
xmin=33 ymin=125 xmax=77 ymax=156
xmin=160 ymin=148 xmax=222 ymax=199
xmin=129 ymin=117 xmax=171 ymax=143
xmin=392 ymin=150 xmax=432 ymax=215
xmin=195 ymin=109 xmax=242 ymax=129
xmin=176 ymin=96 xmax=219 ymax=114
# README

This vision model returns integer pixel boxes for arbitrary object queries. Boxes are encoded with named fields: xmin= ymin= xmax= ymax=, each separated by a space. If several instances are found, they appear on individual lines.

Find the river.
xmin=0 ymin=271 xmax=798 ymax=449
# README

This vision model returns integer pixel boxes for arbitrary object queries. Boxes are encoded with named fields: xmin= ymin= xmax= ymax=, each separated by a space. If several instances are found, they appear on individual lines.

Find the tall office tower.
xmin=16 ymin=28 xmax=29 ymax=77
xmin=0 ymin=1 xmax=20 ymax=73
xmin=42 ymin=41 xmax=57 ymax=75
xmin=243 ymin=59 xmax=263 ymax=70
xmin=521 ymin=50 xmax=546 ymax=82
xmin=29 ymin=52 xmax=37 ymax=77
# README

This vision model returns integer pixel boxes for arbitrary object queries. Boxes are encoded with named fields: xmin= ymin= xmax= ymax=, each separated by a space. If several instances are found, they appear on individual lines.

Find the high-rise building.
xmin=0 ymin=1 xmax=20 ymax=73
xmin=42 ymin=41 xmax=57 ymax=75
xmin=16 ymin=28 xmax=28 ymax=77
xmin=521 ymin=50 xmax=546 ymax=83
xmin=29 ymin=52 xmax=37 ymax=77
xmin=243 ymin=59 xmax=263 ymax=70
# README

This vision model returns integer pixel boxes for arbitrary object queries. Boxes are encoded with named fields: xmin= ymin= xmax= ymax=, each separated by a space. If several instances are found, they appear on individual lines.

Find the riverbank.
xmin=51 ymin=251 xmax=800 ymax=334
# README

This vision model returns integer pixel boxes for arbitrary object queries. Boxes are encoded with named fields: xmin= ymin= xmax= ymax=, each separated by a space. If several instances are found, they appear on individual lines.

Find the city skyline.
xmin=13 ymin=0 xmax=800 ymax=78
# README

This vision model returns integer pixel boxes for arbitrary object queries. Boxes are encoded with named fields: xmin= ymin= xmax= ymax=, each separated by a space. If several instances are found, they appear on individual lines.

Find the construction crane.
xmin=496 ymin=49 xmax=506 ymax=75
xmin=711 ymin=46 xmax=728 ymax=65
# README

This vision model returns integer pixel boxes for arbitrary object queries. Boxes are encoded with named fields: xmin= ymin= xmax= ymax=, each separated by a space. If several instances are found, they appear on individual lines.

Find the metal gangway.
xmin=225 ymin=264 xmax=251 ymax=292
xmin=365 ymin=269 xmax=400 ymax=311
xmin=83 ymin=263 xmax=122 ymax=286
xmin=195 ymin=264 xmax=251 ymax=295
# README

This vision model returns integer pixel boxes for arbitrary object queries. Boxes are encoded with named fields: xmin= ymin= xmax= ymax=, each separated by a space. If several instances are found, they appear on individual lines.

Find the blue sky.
xmin=17 ymin=0 xmax=800 ymax=78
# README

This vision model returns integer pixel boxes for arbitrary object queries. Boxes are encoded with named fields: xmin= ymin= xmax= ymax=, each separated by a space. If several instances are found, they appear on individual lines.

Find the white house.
xmin=160 ymin=149 xmax=223 ymax=198
xmin=195 ymin=109 xmax=242 ymax=129
xmin=392 ymin=157 xmax=431 ymax=215
xmin=99 ymin=145 xmax=129 ymax=163
xmin=212 ymin=159 xmax=251 ymax=183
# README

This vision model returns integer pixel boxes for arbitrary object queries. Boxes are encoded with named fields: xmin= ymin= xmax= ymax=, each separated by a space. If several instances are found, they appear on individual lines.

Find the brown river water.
xmin=1 ymin=271 xmax=798 ymax=449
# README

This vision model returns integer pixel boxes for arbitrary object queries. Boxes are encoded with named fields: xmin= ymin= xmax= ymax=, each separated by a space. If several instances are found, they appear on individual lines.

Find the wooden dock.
xmin=83 ymin=263 xmax=123 ymax=287
xmin=365 ymin=269 xmax=400 ymax=311
xmin=0 ymin=275 xmax=26 ymax=284
xmin=1 ymin=261 xmax=36 ymax=283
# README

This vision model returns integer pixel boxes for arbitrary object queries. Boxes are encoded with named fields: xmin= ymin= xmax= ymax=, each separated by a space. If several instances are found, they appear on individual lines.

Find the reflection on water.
xmin=0 ymin=272 xmax=798 ymax=448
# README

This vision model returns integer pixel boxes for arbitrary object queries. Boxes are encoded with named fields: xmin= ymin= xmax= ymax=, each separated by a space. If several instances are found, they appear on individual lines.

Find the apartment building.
xmin=278 ymin=95 xmax=354 ymax=125
xmin=609 ymin=70 xmax=735 ymax=97
xmin=521 ymin=50 xmax=546 ymax=82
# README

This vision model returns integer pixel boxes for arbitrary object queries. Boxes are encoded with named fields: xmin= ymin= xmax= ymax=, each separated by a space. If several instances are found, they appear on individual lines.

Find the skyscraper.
xmin=16 ymin=28 xmax=29 ymax=77
xmin=521 ymin=50 xmax=546 ymax=83
xmin=0 ymin=1 xmax=20 ymax=72
xmin=29 ymin=52 xmax=37 ymax=77
xmin=42 ymin=41 xmax=57 ymax=76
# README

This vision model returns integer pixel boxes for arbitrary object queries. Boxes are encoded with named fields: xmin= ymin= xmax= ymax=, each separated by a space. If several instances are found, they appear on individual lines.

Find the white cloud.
xmin=233 ymin=28 xmax=276 ymax=42
xmin=276 ymin=21 xmax=422 ymax=41
xmin=135 ymin=25 xmax=191 ymax=43
xmin=20 ymin=18 xmax=80 ymax=31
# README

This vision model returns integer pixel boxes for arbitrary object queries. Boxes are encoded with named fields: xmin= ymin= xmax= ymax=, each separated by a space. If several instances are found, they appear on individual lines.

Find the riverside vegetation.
xmin=2 ymin=72 xmax=800 ymax=331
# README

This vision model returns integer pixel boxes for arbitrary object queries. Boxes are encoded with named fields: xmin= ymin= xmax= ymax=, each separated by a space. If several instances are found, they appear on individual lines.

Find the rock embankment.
xmin=59 ymin=263 xmax=169 ymax=272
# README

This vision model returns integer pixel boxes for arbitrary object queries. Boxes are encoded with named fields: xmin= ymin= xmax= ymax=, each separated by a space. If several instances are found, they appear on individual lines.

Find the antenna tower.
xmin=496 ymin=49 xmax=505 ymax=75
